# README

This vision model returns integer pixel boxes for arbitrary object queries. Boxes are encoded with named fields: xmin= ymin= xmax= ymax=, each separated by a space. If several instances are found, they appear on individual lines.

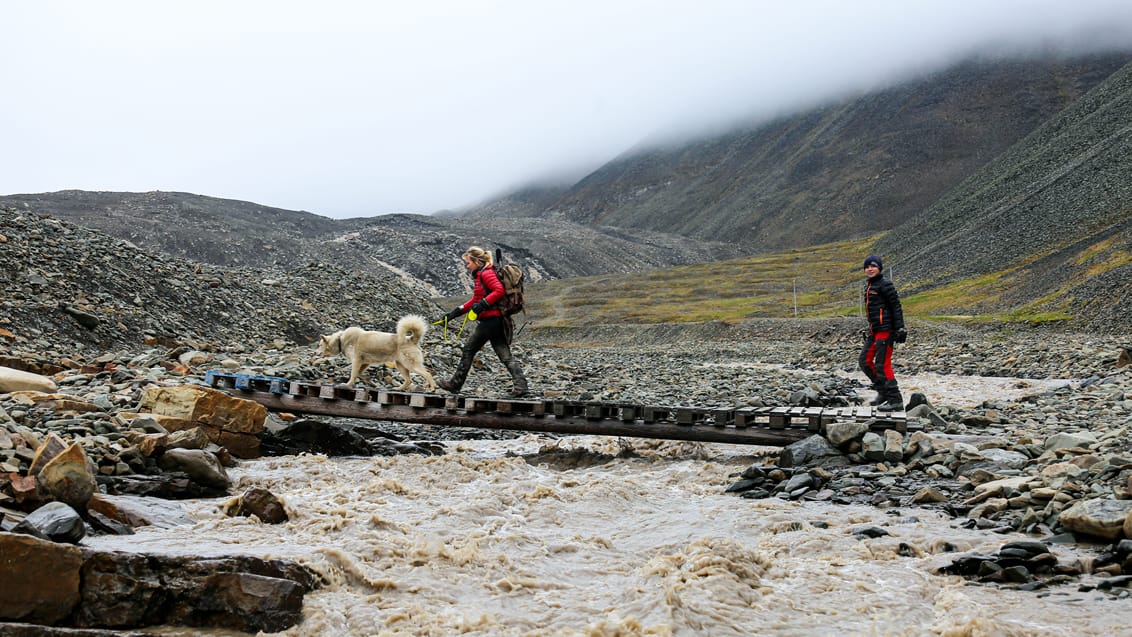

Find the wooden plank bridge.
xmin=205 ymin=371 xmax=911 ymax=447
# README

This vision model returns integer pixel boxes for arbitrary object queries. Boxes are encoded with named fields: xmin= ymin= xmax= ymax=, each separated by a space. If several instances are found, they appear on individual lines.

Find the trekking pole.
xmin=433 ymin=308 xmax=477 ymax=343
xmin=456 ymin=308 xmax=477 ymax=340
xmin=432 ymin=317 xmax=459 ymax=344
xmin=430 ymin=316 xmax=448 ymax=343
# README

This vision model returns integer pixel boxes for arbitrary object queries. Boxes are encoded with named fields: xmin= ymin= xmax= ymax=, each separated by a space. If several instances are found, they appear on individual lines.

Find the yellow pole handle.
xmin=433 ymin=308 xmax=476 ymax=343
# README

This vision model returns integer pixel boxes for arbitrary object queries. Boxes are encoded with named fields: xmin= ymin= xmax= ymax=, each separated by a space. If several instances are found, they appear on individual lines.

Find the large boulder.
xmin=158 ymin=449 xmax=230 ymax=490
xmin=825 ymin=421 xmax=870 ymax=447
xmin=36 ymin=441 xmax=98 ymax=512
xmin=74 ymin=552 xmax=319 ymax=633
xmin=137 ymin=385 xmax=265 ymax=433
xmin=0 ymin=532 xmax=83 ymax=625
xmin=11 ymin=502 xmax=85 ymax=544
xmin=0 ymin=537 xmax=319 ymax=633
xmin=134 ymin=385 xmax=265 ymax=458
xmin=779 ymin=434 xmax=848 ymax=468
xmin=0 ymin=366 xmax=57 ymax=393
xmin=224 ymin=487 xmax=289 ymax=524
xmin=1059 ymin=498 xmax=1132 ymax=541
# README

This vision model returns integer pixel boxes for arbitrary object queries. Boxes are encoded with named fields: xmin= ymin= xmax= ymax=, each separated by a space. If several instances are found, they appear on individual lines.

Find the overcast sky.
xmin=4 ymin=1 xmax=1132 ymax=219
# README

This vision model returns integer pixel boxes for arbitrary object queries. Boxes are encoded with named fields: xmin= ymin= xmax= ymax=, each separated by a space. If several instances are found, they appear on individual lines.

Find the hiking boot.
xmin=436 ymin=378 xmax=462 ymax=393
xmin=439 ymin=351 xmax=474 ymax=394
xmin=862 ymin=382 xmax=884 ymax=405
xmin=506 ymin=361 xmax=528 ymax=398
xmin=876 ymin=400 xmax=903 ymax=412
xmin=877 ymin=380 xmax=903 ymax=412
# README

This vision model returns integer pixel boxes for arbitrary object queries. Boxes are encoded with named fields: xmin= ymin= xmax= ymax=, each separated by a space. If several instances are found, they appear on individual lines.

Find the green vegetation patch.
xmin=529 ymin=232 xmax=1107 ymax=329
xmin=529 ymin=236 xmax=878 ymax=327
xmin=1086 ymin=253 xmax=1132 ymax=278
xmin=901 ymin=270 xmax=1013 ymax=315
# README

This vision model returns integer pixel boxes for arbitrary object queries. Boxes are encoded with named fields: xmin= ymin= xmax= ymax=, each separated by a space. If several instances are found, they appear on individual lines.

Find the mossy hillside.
xmin=527 ymin=233 xmax=1129 ymax=329
xmin=531 ymin=237 xmax=875 ymax=327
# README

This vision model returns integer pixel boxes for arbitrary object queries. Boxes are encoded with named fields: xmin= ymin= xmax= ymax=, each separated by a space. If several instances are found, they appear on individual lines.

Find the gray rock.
xmin=862 ymin=432 xmax=885 ymax=462
xmin=977 ymin=447 xmax=1031 ymax=469
xmin=1058 ymin=498 xmax=1132 ymax=541
xmin=12 ymin=501 xmax=85 ymax=544
xmin=1044 ymin=431 xmax=1097 ymax=451
xmin=158 ymin=448 xmax=231 ymax=490
xmin=883 ymin=429 xmax=904 ymax=463
xmin=779 ymin=435 xmax=847 ymax=468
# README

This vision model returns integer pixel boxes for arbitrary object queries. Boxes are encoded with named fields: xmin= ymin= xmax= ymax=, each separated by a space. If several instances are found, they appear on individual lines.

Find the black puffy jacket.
xmin=865 ymin=274 xmax=904 ymax=334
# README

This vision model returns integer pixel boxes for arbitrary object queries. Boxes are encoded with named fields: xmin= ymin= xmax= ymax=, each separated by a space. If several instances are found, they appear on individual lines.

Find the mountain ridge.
xmin=0 ymin=191 xmax=746 ymax=297
xmin=463 ymin=52 xmax=1131 ymax=250
xmin=4 ymin=51 xmax=1132 ymax=332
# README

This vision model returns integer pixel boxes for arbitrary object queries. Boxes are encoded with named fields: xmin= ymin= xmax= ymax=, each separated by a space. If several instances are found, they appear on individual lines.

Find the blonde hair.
xmin=463 ymin=246 xmax=493 ymax=266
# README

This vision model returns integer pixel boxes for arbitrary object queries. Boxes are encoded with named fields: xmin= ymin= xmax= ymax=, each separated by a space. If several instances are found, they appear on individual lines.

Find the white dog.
xmin=317 ymin=315 xmax=436 ymax=392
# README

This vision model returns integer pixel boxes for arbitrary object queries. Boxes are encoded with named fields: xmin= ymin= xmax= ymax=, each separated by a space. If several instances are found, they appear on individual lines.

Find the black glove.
xmin=894 ymin=328 xmax=907 ymax=344
xmin=471 ymin=300 xmax=490 ymax=314
xmin=443 ymin=307 xmax=463 ymax=322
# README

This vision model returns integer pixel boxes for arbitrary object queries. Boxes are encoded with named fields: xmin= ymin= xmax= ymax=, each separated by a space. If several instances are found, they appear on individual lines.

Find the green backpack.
xmin=494 ymin=249 xmax=525 ymax=317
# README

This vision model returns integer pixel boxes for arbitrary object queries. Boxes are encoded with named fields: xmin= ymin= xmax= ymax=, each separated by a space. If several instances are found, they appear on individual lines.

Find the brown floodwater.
xmin=84 ymin=430 xmax=1132 ymax=637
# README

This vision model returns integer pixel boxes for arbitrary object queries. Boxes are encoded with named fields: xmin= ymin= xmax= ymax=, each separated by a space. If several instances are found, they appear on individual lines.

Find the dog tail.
xmin=397 ymin=314 xmax=428 ymax=345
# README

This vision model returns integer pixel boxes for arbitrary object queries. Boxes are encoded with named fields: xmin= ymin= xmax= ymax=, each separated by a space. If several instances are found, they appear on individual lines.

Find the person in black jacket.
xmin=859 ymin=254 xmax=906 ymax=411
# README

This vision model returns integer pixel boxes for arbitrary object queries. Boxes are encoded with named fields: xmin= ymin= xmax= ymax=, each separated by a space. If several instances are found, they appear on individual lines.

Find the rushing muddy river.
xmin=86 ymin=427 xmax=1132 ymax=636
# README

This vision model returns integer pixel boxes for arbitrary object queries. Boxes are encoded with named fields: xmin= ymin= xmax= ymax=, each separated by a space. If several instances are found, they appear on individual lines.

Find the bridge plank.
xmin=676 ymin=408 xmax=706 ymax=426
xmin=410 ymin=394 xmax=449 ymax=409
xmin=713 ymin=409 xmax=734 ymax=427
xmin=642 ymin=406 xmax=672 ymax=423
xmin=733 ymin=407 xmax=757 ymax=428
xmin=205 ymin=372 xmax=912 ymax=447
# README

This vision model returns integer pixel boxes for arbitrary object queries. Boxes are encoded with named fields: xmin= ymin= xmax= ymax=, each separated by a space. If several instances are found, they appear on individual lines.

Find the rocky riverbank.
xmin=3 ymin=321 xmax=1132 ymax=631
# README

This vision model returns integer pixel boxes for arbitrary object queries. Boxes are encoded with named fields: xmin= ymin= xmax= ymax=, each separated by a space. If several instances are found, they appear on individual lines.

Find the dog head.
xmin=317 ymin=331 xmax=343 ymax=356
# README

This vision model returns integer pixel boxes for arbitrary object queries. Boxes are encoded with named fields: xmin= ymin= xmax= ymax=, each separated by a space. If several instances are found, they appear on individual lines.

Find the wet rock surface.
xmin=0 ymin=531 xmax=321 ymax=633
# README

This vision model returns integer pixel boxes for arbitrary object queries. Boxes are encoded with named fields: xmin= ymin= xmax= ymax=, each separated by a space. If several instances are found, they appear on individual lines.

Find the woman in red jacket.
xmin=437 ymin=246 xmax=528 ymax=397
